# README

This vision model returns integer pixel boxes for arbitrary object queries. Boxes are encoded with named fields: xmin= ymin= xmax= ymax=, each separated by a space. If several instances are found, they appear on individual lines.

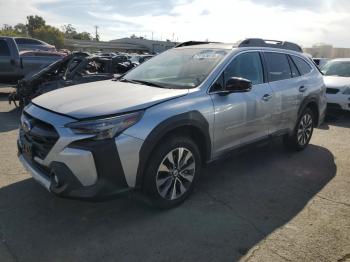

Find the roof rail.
xmin=238 ymin=38 xmax=303 ymax=53
xmin=175 ymin=41 xmax=219 ymax=48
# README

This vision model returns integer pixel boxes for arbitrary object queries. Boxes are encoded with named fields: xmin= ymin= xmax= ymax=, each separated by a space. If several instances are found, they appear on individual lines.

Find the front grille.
xmin=327 ymin=103 xmax=342 ymax=110
xmin=326 ymin=88 xmax=340 ymax=94
xmin=21 ymin=112 xmax=59 ymax=159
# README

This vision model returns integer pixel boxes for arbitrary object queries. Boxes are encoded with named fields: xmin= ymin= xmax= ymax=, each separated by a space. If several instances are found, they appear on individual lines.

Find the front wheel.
xmin=143 ymin=136 xmax=201 ymax=208
xmin=284 ymin=108 xmax=315 ymax=151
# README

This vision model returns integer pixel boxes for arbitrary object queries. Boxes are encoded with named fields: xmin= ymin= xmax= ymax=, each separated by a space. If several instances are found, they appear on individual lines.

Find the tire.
xmin=143 ymin=135 xmax=201 ymax=208
xmin=284 ymin=108 xmax=315 ymax=151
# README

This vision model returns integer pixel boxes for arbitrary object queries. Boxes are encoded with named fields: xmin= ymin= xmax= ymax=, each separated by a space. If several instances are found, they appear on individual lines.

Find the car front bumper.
xmin=17 ymin=137 xmax=132 ymax=200
xmin=326 ymin=93 xmax=350 ymax=111
xmin=17 ymin=103 xmax=143 ymax=200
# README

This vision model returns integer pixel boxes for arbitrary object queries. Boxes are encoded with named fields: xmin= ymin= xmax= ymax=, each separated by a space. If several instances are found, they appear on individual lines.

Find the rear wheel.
xmin=284 ymin=108 xmax=314 ymax=151
xmin=143 ymin=136 xmax=201 ymax=208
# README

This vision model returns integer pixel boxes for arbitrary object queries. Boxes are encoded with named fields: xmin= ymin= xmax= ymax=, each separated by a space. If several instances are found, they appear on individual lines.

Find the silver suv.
xmin=18 ymin=39 xmax=326 ymax=208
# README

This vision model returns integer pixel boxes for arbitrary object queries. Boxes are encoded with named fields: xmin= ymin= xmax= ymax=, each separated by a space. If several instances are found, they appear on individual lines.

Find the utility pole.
xmin=94 ymin=25 xmax=99 ymax=41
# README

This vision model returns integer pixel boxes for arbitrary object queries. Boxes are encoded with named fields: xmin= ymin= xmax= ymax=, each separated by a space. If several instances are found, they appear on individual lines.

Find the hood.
xmin=323 ymin=76 xmax=350 ymax=91
xmin=32 ymin=80 xmax=189 ymax=119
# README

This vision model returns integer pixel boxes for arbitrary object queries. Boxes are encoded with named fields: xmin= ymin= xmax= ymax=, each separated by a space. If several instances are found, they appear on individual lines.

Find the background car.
xmin=14 ymin=37 xmax=56 ymax=52
xmin=321 ymin=58 xmax=350 ymax=111
xmin=313 ymin=58 xmax=329 ymax=68
xmin=129 ymin=54 xmax=154 ymax=66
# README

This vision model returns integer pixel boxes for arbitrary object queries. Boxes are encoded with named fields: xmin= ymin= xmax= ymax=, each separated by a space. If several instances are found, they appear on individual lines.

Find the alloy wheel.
xmin=297 ymin=113 xmax=313 ymax=146
xmin=156 ymin=147 xmax=195 ymax=200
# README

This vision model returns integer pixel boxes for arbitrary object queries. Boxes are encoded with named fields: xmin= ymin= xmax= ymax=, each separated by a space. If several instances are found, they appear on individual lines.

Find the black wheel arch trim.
xmin=298 ymin=95 xmax=320 ymax=125
xmin=135 ymin=110 xmax=211 ymax=188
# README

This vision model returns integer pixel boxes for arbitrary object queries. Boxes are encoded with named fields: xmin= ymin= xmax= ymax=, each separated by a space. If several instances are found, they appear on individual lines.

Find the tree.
xmin=14 ymin=23 xmax=28 ymax=35
xmin=62 ymin=24 xmax=77 ymax=38
xmin=32 ymin=25 xmax=64 ymax=49
xmin=73 ymin=32 xmax=92 ymax=40
xmin=26 ymin=15 xmax=46 ymax=36
xmin=0 ymin=24 xmax=25 ymax=37
xmin=63 ymin=24 xmax=92 ymax=40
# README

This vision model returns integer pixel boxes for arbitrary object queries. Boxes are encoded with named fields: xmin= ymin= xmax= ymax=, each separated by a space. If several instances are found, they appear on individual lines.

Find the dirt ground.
xmin=0 ymin=88 xmax=349 ymax=262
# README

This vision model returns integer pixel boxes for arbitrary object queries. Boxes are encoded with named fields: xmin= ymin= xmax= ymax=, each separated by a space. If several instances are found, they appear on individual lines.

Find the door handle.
xmin=262 ymin=94 xmax=273 ymax=101
xmin=299 ymin=86 xmax=307 ymax=93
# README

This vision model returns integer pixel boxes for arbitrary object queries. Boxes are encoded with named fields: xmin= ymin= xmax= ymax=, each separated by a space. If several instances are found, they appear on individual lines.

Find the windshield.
xmin=123 ymin=48 xmax=228 ymax=89
xmin=321 ymin=61 xmax=350 ymax=77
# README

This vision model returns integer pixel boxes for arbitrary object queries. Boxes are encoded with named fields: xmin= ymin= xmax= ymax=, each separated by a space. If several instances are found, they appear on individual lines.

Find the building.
xmin=64 ymin=37 xmax=177 ymax=54
xmin=304 ymin=44 xmax=350 ymax=58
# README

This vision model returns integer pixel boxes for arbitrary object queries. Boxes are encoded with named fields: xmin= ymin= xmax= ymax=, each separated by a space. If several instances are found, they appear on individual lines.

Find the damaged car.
xmin=9 ymin=52 xmax=135 ymax=107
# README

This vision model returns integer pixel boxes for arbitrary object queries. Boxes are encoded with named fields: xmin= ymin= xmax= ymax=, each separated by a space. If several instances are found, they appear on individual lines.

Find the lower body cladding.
xmin=326 ymin=93 xmax=350 ymax=111
xmin=18 ymin=105 xmax=144 ymax=199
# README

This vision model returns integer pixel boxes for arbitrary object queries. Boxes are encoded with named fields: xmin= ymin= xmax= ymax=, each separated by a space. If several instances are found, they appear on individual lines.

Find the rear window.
xmin=0 ymin=40 xmax=11 ymax=56
xmin=292 ymin=56 xmax=312 ymax=75
xmin=265 ymin=52 xmax=292 ymax=82
xmin=15 ymin=38 xmax=43 ymax=45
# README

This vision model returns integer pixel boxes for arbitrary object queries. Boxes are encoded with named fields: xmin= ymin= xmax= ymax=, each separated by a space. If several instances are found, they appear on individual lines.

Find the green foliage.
xmin=0 ymin=24 xmax=26 ymax=37
xmin=14 ymin=23 xmax=28 ymax=35
xmin=1 ymin=15 xmax=95 ymax=49
xmin=73 ymin=32 xmax=92 ymax=40
xmin=63 ymin=24 xmax=92 ymax=40
xmin=26 ymin=15 xmax=46 ymax=36
xmin=32 ymin=25 xmax=64 ymax=49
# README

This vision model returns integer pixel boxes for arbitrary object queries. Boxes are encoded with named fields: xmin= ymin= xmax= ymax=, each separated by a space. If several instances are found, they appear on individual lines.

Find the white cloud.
xmin=1 ymin=0 xmax=350 ymax=47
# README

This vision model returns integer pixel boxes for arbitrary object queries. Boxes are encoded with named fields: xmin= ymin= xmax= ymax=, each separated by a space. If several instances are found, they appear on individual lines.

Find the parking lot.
xmin=0 ymin=87 xmax=349 ymax=262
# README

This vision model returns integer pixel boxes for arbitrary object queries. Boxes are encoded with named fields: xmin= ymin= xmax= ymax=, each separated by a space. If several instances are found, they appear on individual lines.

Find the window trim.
xmin=290 ymin=54 xmax=314 ymax=76
xmin=287 ymin=55 xmax=301 ymax=78
xmin=208 ymin=50 xmax=266 ymax=94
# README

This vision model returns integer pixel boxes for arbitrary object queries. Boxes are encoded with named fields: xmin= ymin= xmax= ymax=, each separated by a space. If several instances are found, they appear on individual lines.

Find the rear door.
xmin=210 ymin=51 xmax=274 ymax=155
xmin=263 ymin=52 xmax=302 ymax=133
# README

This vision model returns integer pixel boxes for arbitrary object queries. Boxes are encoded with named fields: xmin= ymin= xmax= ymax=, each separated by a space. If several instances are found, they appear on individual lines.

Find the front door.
xmin=210 ymin=51 xmax=274 ymax=157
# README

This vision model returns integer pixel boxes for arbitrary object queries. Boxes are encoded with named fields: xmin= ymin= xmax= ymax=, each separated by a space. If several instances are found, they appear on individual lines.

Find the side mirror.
xmin=225 ymin=77 xmax=252 ymax=93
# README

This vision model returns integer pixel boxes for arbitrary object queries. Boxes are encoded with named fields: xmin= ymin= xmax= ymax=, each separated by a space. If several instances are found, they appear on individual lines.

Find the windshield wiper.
xmin=120 ymin=78 xmax=165 ymax=88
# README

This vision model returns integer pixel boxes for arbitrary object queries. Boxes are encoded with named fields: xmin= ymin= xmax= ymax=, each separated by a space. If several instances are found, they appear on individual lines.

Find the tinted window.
xmin=292 ymin=56 xmax=312 ymax=75
xmin=15 ymin=38 xmax=42 ymax=45
xmin=0 ymin=40 xmax=11 ymax=56
xmin=265 ymin=52 xmax=292 ymax=82
xmin=288 ymin=56 xmax=300 ymax=78
xmin=224 ymin=52 xmax=264 ymax=85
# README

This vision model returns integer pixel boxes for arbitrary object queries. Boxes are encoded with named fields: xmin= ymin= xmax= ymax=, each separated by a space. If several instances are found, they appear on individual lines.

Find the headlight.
xmin=343 ymin=87 xmax=350 ymax=94
xmin=65 ymin=111 xmax=143 ymax=140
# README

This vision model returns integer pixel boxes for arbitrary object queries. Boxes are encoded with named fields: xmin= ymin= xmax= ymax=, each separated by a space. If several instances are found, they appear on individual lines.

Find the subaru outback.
xmin=18 ymin=39 xmax=326 ymax=208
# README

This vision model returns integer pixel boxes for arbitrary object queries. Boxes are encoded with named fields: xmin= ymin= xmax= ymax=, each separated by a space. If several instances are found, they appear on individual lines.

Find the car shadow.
xmin=325 ymin=109 xmax=350 ymax=128
xmin=0 ymin=142 xmax=336 ymax=262
xmin=0 ymin=92 xmax=21 ymax=133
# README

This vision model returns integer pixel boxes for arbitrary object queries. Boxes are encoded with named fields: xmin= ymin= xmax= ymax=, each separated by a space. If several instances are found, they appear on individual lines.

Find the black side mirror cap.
xmin=225 ymin=77 xmax=252 ymax=93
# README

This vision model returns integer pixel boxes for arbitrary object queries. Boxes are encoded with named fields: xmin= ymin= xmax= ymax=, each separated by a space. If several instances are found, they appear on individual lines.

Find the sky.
xmin=1 ymin=0 xmax=350 ymax=47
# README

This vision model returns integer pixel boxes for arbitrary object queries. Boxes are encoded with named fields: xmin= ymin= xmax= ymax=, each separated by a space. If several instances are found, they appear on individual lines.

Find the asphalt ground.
xmin=0 ymin=88 xmax=349 ymax=262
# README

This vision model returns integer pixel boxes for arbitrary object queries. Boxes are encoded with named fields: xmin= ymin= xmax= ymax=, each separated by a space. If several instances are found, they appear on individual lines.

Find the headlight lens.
xmin=343 ymin=87 xmax=350 ymax=94
xmin=66 ymin=111 xmax=143 ymax=140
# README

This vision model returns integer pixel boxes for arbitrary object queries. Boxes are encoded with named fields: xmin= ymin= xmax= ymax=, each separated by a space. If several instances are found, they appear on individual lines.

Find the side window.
xmin=0 ymin=40 xmax=11 ymax=56
xmin=292 ymin=56 xmax=312 ymax=75
xmin=265 ymin=52 xmax=292 ymax=82
xmin=288 ymin=56 xmax=300 ymax=78
xmin=211 ymin=74 xmax=224 ymax=92
xmin=224 ymin=52 xmax=264 ymax=85
xmin=16 ymin=38 xmax=42 ymax=45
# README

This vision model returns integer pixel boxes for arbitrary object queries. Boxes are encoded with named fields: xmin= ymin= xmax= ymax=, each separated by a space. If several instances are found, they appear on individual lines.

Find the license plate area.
xmin=20 ymin=134 xmax=33 ymax=160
